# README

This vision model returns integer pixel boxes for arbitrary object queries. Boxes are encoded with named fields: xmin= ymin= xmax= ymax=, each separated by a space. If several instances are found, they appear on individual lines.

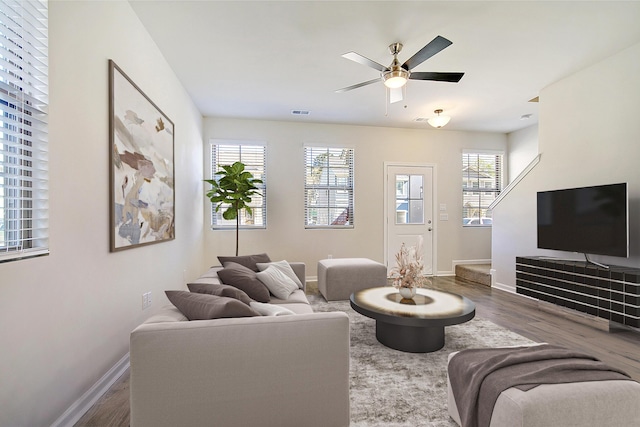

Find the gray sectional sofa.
xmin=130 ymin=261 xmax=350 ymax=427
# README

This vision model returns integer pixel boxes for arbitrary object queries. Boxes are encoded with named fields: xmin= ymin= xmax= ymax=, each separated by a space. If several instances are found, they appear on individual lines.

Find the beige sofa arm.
xmin=130 ymin=312 xmax=350 ymax=427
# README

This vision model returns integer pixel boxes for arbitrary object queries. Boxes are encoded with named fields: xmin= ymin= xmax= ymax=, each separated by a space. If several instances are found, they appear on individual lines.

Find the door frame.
xmin=383 ymin=161 xmax=438 ymax=276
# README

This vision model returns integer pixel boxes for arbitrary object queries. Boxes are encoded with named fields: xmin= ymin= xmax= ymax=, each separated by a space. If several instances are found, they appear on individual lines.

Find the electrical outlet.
xmin=142 ymin=291 xmax=152 ymax=310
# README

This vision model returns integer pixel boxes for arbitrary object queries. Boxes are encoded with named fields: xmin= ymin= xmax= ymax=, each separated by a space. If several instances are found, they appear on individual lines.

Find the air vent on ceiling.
xmin=414 ymin=117 xmax=429 ymax=122
xmin=291 ymin=110 xmax=310 ymax=116
xmin=529 ymin=96 xmax=539 ymax=102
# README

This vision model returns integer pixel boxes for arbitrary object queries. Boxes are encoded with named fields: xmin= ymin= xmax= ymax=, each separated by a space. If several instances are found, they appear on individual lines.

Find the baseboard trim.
xmin=493 ymin=281 xmax=516 ymax=293
xmin=437 ymin=271 xmax=455 ymax=276
xmin=51 ymin=352 xmax=130 ymax=427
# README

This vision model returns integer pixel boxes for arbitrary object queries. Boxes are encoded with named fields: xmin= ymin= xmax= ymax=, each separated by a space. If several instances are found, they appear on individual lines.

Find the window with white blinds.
xmin=462 ymin=151 xmax=502 ymax=226
xmin=304 ymin=146 xmax=354 ymax=228
xmin=0 ymin=1 xmax=48 ymax=262
xmin=209 ymin=141 xmax=266 ymax=228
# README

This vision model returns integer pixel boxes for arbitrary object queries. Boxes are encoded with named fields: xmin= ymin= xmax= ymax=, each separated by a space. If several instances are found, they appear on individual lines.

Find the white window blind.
xmin=0 ymin=0 xmax=48 ymax=262
xmin=462 ymin=151 xmax=502 ymax=226
xmin=209 ymin=141 xmax=266 ymax=228
xmin=304 ymin=146 xmax=354 ymax=228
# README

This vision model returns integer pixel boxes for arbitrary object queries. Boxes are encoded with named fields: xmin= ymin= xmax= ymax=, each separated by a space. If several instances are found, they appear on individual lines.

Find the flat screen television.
xmin=537 ymin=183 xmax=628 ymax=258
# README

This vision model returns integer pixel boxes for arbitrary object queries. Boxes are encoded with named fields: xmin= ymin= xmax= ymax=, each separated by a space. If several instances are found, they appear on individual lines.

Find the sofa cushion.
xmin=165 ymin=291 xmax=259 ymax=320
xmin=249 ymin=301 xmax=296 ymax=316
xmin=144 ymin=305 xmax=189 ymax=323
xmin=271 ymin=301 xmax=314 ymax=314
xmin=268 ymin=289 xmax=310 ymax=306
xmin=257 ymin=260 xmax=304 ymax=289
xmin=218 ymin=253 xmax=271 ymax=272
xmin=216 ymin=262 xmax=271 ymax=303
xmin=187 ymin=282 xmax=252 ymax=305
xmin=256 ymin=265 xmax=299 ymax=299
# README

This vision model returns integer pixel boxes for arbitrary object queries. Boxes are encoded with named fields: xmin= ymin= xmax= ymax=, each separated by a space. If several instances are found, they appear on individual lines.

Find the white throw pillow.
xmin=249 ymin=301 xmax=295 ymax=316
xmin=255 ymin=265 xmax=299 ymax=299
xmin=256 ymin=260 xmax=303 ymax=289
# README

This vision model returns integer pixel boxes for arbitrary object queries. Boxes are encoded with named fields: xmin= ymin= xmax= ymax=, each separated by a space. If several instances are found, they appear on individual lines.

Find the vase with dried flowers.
xmin=390 ymin=236 xmax=430 ymax=299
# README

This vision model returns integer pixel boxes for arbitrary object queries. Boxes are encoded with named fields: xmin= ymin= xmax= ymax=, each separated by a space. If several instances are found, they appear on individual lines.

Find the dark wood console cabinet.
xmin=516 ymin=257 xmax=640 ymax=328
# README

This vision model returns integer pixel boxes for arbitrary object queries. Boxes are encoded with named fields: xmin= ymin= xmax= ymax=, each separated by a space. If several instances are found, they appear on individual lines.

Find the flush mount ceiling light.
xmin=427 ymin=109 xmax=451 ymax=128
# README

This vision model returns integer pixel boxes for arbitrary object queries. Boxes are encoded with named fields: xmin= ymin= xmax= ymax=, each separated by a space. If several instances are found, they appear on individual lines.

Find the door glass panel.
xmin=409 ymin=200 xmax=424 ymax=223
xmin=395 ymin=174 xmax=424 ymax=224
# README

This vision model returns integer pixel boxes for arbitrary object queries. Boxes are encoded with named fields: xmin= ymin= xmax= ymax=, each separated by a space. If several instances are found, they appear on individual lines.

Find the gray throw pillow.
xmin=165 ymin=291 xmax=259 ymax=321
xmin=217 ymin=253 xmax=271 ymax=272
xmin=216 ymin=262 xmax=271 ymax=303
xmin=187 ymin=282 xmax=253 ymax=305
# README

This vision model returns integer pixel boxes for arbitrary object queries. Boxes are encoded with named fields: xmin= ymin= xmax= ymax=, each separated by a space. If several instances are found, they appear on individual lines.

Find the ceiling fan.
xmin=336 ymin=35 xmax=464 ymax=103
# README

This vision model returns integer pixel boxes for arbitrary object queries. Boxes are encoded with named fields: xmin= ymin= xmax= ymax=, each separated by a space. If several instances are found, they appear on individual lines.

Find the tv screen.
xmin=537 ymin=183 xmax=628 ymax=257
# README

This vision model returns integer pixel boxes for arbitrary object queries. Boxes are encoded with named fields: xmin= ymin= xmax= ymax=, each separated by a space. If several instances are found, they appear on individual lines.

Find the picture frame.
xmin=109 ymin=60 xmax=175 ymax=252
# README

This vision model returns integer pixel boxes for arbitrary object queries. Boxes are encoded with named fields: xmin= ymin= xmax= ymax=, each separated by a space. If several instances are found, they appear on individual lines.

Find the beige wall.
xmin=507 ymin=124 xmax=538 ymax=183
xmin=0 ymin=2 xmax=205 ymax=426
xmin=203 ymin=118 xmax=507 ymax=276
xmin=492 ymin=41 xmax=640 ymax=291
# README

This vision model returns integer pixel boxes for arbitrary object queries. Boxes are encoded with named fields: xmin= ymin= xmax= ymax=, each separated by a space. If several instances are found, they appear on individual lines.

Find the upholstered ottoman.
xmin=317 ymin=258 xmax=387 ymax=301
xmin=447 ymin=349 xmax=640 ymax=427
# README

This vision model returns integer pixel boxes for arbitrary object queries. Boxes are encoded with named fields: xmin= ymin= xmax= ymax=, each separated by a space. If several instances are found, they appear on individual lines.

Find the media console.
xmin=516 ymin=257 xmax=640 ymax=328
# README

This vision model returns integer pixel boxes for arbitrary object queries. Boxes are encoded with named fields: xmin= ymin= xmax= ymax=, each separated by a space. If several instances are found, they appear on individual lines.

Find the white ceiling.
xmin=129 ymin=1 xmax=640 ymax=133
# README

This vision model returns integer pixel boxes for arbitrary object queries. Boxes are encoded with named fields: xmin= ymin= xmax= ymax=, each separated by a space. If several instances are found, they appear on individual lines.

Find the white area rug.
xmin=309 ymin=295 xmax=535 ymax=426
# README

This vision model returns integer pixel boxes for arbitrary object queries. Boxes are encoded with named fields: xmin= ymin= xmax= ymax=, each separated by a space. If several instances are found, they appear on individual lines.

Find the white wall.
xmin=204 ymin=118 xmax=507 ymax=276
xmin=493 ymin=41 xmax=640 ymax=291
xmin=0 ymin=2 xmax=205 ymax=426
xmin=507 ymin=124 xmax=538 ymax=182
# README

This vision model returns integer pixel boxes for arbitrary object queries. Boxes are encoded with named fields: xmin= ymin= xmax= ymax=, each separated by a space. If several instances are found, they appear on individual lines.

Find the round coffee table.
xmin=350 ymin=287 xmax=476 ymax=353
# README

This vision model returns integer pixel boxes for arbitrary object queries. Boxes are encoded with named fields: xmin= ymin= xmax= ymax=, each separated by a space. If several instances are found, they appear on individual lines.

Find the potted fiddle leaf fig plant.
xmin=205 ymin=161 xmax=262 ymax=256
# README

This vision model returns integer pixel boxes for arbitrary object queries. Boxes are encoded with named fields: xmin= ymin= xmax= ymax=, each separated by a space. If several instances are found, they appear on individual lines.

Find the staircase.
xmin=455 ymin=263 xmax=491 ymax=287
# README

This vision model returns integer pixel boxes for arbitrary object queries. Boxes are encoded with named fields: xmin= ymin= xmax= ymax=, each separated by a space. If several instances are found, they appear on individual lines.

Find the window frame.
xmin=208 ymin=140 xmax=267 ymax=230
xmin=462 ymin=150 xmax=503 ymax=227
xmin=0 ymin=0 xmax=49 ymax=262
xmin=304 ymin=145 xmax=355 ymax=229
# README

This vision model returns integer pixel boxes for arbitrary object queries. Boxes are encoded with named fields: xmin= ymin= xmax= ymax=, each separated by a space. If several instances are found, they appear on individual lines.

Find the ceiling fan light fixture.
xmin=427 ymin=109 xmax=451 ymax=128
xmin=383 ymin=69 xmax=409 ymax=89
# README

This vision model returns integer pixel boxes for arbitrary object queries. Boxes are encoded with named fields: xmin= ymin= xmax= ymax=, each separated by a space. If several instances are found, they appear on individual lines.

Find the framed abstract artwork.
xmin=109 ymin=60 xmax=175 ymax=251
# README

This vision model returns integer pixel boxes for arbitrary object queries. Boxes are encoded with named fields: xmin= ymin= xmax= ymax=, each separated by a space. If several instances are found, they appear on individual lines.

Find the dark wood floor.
xmin=74 ymin=276 xmax=640 ymax=426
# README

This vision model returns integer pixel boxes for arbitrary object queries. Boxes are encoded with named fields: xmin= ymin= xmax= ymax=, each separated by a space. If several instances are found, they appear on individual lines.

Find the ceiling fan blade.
xmin=409 ymin=72 xmax=464 ymax=83
xmin=335 ymin=78 xmax=381 ymax=93
xmin=389 ymin=87 xmax=403 ymax=104
xmin=342 ymin=51 xmax=388 ymax=72
xmin=402 ymin=35 xmax=453 ymax=71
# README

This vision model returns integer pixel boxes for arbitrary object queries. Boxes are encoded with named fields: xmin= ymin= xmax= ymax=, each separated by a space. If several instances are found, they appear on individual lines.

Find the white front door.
xmin=385 ymin=164 xmax=435 ymax=275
